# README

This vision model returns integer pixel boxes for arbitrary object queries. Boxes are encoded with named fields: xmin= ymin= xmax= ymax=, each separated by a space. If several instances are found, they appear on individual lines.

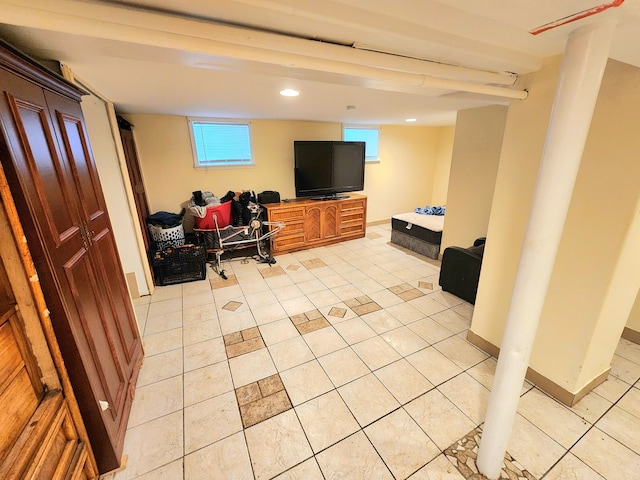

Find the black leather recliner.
xmin=438 ymin=237 xmax=486 ymax=304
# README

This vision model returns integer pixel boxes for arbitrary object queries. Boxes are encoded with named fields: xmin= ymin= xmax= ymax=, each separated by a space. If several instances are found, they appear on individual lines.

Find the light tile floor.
xmin=107 ymin=223 xmax=640 ymax=480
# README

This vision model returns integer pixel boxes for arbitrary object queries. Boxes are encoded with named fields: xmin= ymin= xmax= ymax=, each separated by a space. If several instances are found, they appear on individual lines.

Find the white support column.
xmin=476 ymin=21 xmax=617 ymax=480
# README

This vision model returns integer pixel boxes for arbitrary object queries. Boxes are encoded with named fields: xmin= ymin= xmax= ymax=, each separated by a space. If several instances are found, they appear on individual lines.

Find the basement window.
xmin=189 ymin=118 xmax=253 ymax=167
xmin=343 ymin=125 xmax=380 ymax=162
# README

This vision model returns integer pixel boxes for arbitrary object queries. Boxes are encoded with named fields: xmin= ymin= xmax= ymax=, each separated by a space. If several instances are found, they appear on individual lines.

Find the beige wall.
xmin=126 ymin=115 xmax=454 ymax=223
xmin=471 ymin=57 xmax=640 ymax=395
xmin=440 ymin=105 xmax=507 ymax=251
xmin=431 ymin=125 xmax=455 ymax=206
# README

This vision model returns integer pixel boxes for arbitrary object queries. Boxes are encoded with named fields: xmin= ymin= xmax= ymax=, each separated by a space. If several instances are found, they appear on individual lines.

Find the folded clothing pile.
xmin=415 ymin=205 xmax=446 ymax=215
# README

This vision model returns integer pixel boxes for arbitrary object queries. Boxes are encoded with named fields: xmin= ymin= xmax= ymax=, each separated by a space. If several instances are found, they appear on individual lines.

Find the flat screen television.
xmin=294 ymin=140 xmax=365 ymax=200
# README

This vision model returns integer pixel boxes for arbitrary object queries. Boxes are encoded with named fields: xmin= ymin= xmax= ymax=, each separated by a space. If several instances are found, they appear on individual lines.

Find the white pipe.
xmin=476 ymin=20 xmax=616 ymax=479
xmin=0 ymin=0 xmax=526 ymax=99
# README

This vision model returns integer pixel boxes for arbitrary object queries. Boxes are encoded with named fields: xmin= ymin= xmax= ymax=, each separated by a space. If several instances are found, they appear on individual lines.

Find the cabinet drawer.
xmin=340 ymin=199 xmax=366 ymax=212
xmin=340 ymin=211 xmax=365 ymax=224
xmin=340 ymin=222 xmax=366 ymax=236
xmin=272 ymin=233 xmax=306 ymax=253
xmin=268 ymin=206 xmax=305 ymax=222
xmin=279 ymin=219 xmax=305 ymax=235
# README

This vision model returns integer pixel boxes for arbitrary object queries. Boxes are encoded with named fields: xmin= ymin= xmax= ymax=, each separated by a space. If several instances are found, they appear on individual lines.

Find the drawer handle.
xmin=99 ymin=400 xmax=110 ymax=411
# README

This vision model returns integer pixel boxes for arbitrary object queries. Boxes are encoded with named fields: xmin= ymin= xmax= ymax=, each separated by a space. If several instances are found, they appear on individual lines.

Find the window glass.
xmin=343 ymin=126 xmax=379 ymax=161
xmin=189 ymin=119 xmax=253 ymax=167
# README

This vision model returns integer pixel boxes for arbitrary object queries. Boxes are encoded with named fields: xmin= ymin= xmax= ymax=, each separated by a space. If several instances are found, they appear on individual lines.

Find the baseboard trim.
xmin=622 ymin=326 xmax=640 ymax=345
xmin=466 ymin=330 xmax=610 ymax=407
xmin=367 ymin=219 xmax=389 ymax=226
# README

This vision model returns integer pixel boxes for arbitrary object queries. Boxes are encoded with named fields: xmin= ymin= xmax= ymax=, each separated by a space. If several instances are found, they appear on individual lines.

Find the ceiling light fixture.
xmin=405 ymin=118 xmax=417 ymax=122
xmin=280 ymin=88 xmax=300 ymax=97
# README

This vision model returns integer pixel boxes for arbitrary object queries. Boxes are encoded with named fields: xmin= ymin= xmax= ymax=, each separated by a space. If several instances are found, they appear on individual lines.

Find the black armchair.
xmin=438 ymin=237 xmax=486 ymax=304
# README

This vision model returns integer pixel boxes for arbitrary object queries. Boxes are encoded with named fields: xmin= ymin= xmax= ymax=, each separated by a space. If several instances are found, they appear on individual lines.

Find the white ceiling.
xmin=0 ymin=0 xmax=639 ymax=125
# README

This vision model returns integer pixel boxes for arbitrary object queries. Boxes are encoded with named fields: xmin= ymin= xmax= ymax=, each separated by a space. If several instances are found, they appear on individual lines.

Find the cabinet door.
xmin=0 ymin=69 xmax=141 ymax=472
xmin=322 ymin=204 xmax=339 ymax=239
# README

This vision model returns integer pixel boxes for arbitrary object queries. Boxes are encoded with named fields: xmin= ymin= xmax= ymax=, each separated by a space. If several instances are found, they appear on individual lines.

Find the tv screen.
xmin=294 ymin=141 xmax=365 ymax=199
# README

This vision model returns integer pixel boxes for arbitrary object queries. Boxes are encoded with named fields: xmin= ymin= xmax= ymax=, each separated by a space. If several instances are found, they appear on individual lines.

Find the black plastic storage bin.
xmin=150 ymin=244 xmax=207 ymax=286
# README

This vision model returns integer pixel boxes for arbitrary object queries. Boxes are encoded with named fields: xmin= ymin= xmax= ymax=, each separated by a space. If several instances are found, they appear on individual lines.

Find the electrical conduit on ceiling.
xmin=0 ymin=0 xmax=527 ymax=100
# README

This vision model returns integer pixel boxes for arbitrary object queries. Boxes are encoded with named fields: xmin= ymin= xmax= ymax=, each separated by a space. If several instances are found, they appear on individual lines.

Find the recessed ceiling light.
xmin=405 ymin=118 xmax=417 ymax=122
xmin=280 ymin=88 xmax=300 ymax=97
xmin=346 ymin=105 xmax=356 ymax=111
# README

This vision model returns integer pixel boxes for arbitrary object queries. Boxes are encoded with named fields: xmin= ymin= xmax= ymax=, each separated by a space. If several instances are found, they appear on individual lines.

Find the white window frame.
xmin=343 ymin=125 xmax=380 ymax=162
xmin=188 ymin=118 xmax=254 ymax=168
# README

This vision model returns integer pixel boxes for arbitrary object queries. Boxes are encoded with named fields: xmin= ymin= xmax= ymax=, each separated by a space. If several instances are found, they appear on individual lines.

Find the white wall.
xmin=441 ymin=105 xmax=507 ymax=251
xmin=80 ymin=93 xmax=150 ymax=296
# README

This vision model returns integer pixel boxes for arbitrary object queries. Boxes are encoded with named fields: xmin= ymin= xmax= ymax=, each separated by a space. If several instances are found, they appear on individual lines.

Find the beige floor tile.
xmin=315 ymin=431 xmax=394 ymax=480
xmin=268 ymin=336 xmax=315 ymax=371
xmin=428 ymin=308 xmax=471 ymax=334
xmin=407 ymin=346 xmax=463 ymax=386
xmin=408 ymin=295 xmax=450 ymax=317
xmin=433 ymin=335 xmax=488 ymax=369
xmin=136 ymin=348 xmax=183 ymax=387
xmin=182 ymin=289 xmax=215 ymax=308
xmin=141 ymin=327 xmax=183 ymax=356
xmin=127 ymin=375 xmax=183 ymax=428
xmin=405 ymin=389 xmax=476 ymax=452
xmin=615 ymin=337 xmax=640 ymax=364
xmin=182 ymin=319 xmax=222 ymax=346
xmin=333 ymin=317 xmax=378 ymax=345
xmin=279 ymin=360 xmax=334 ymax=405
xmin=596 ymin=405 xmax=640 ymax=455
xmin=295 ymin=390 xmax=360 ymax=453
xmin=543 ymin=453 xmax=605 ymax=480
xmin=365 ymin=408 xmax=440 ymax=479
xmin=572 ymin=428 xmax=640 ymax=479
xmin=228 ymin=348 xmax=278 ymax=387
xmin=338 ymin=373 xmax=400 ymax=427
xmin=149 ymin=284 xmax=183 ymax=302
xmin=184 ymin=432 xmax=253 ymax=480
xmin=352 ymin=336 xmax=402 ymax=371
xmin=408 ymin=454 xmax=465 ymax=479
xmin=184 ymin=361 xmax=234 ymax=406
xmin=273 ymin=459 xmax=324 ymax=479
xmin=144 ymin=310 xmax=182 ymax=336
xmin=183 ymin=337 xmax=227 ymax=372
xmin=182 ymin=303 xmax=218 ymax=326
xmin=374 ymin=359 xmax=434 ymax=405
xmin=320 ymin=273 xmax=351 ymax=289
xmin=147 ymin=297 xmax=183 ymax=317
xmin=272 ymin=284 xmax=305 ymax=302
xmin=610 ymin=354 xmax=640 ymax=385
xmin=281 ymin=296 xmax=317 ymax=316
xmin=361 ymin=309 xmax=403 ymax=334
xmin=259 ymin=318 xmax=300 ymax=346
xmin=570 ymin=390 xmax=612 ymax=424
xmin=407 ymin=317 xmax=456 ymax=345
xmin=303 ymin=325 xmax=348 ymax=357
xmin=385 ymin=301 xmax=427 ymax=324
xmin=438 ymin=372 xmax=490 ymax=425
xmin=381 ymin=326 xmax=429 ymax=356
xmin=617 ymin=385 xmax=640 ymax=418
xmin=184 ymin=391 xmax=243 ymax=454
xmin=132 ymin=459 xmax=183 ymax=480
xmin=592 ymin=374 xmax=633 ymax=402
xmin=245 ymin=410 xmax=313 ymax=480
xmin=318 ymin=347 xmax=370 ymax=387
xmin=307 ymin=289 xmax=342 ymax=308
xmin=252 ymin=301 xmax=288 ymax=325
xmin=517 ymin=388 xmax=590 ymax=449
xmin=506 ymin=413 xmax=566 ymax=478
xmin=331 ymin=284 xmax=366 ymax=301
xmin=115 ymin=411 xmax=183 ymax=480
xmin=245 ymin=289 xmax=279 ymax=309
xmin=218 ymin=309 xmax=256 ymax=334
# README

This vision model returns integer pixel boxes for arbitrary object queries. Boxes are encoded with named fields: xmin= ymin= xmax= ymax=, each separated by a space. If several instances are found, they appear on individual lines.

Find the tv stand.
xmin=262 ymin=194 xmax=367 ymax=255
xmin=311 ymin=194 xmax=349 ymax=201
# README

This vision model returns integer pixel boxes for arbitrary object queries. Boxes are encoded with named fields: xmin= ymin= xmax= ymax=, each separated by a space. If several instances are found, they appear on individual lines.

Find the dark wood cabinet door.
xmin=0 ymin=63 xmax=142 ymax=472
xmin=118 ymin=122 xmax=151 ymax=251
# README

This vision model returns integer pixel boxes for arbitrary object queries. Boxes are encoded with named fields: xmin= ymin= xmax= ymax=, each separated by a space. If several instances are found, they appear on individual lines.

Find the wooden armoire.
xmin=0 ymin=41 xmax=143 ymax=473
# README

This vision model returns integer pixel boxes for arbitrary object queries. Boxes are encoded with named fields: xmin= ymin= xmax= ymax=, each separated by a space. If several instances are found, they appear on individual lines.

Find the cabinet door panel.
xmin=305 ymin=207 xmax=322 ymax=242
xmin=323 ymin=204 xmax=338 ymax=239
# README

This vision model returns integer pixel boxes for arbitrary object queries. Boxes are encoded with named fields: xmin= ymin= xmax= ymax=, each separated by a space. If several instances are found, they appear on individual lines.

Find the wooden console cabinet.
xmin=264 ymin=194 xmax=367 ymax=254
